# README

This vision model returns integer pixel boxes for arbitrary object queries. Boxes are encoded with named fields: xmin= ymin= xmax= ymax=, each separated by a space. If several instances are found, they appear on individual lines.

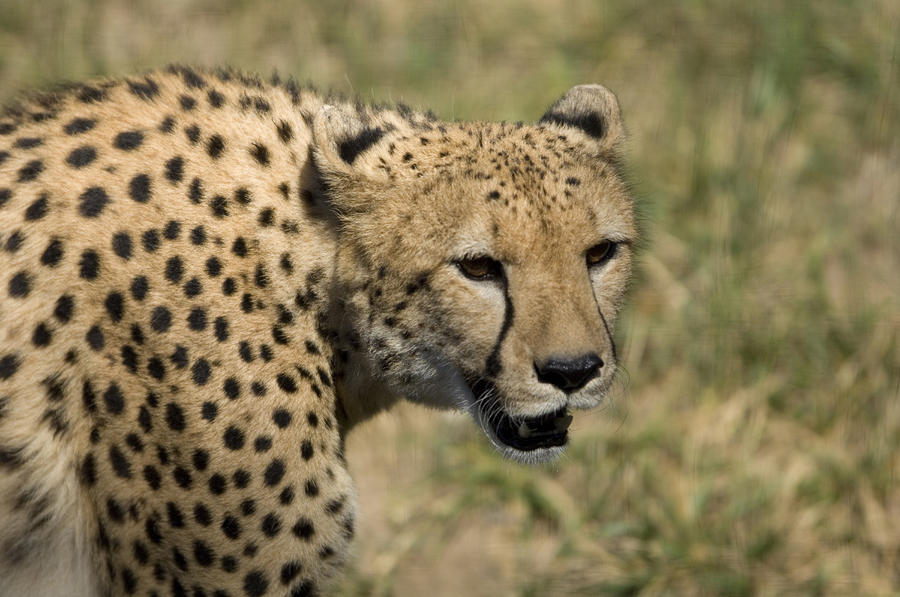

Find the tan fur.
xmin=0 ymin=67 xmax=634 ymax=595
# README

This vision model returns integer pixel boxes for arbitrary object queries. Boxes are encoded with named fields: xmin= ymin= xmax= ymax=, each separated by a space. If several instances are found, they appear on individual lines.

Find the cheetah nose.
xmin=534 ymin=353 xmax=603 ymax=393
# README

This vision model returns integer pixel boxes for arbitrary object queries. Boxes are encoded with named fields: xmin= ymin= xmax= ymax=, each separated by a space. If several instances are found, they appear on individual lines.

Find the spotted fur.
xmin=0 ymin=66 xmax=635 ymax=596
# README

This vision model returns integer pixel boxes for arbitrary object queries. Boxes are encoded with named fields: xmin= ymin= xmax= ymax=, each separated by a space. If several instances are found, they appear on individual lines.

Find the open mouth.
xmin=470 ymin=380 xmax=572 ymax=451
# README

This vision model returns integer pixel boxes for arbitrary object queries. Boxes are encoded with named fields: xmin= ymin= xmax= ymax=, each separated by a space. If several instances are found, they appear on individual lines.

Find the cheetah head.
xmin=313 ymin=85 xmax=635 ymax=463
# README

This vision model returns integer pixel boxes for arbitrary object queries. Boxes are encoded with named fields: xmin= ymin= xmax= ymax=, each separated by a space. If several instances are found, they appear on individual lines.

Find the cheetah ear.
xmin=539 ymin=84 xmax=624 ymax=152
xmin=311 ymin=104 xmax=391 ymax=215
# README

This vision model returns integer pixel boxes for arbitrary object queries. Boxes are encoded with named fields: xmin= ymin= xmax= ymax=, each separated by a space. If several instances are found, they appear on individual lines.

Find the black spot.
xmin=184 ymin=125 xmax=200 ymax=144
xmin=131 ymin=276 xmax=149 ymax=301
xmin=338 ymin=127 xmax=385 ymax=163
xmin=251 ymin=382 xmax=266 ymax=396
xmin=205 ymin=256 xmax=222 ymax=277
xmin=306 ymin=412 xmax=319 ymax=427
xmin=121 ymin=345 xmax=138 ymax=373
xmin=18 ymin=159 xmax=44 ymax=182
xmin=263 ymin=460 xmax=286 ymax=487
xmin=14 ymin=136 xmax=43 ymax=149
xmin=207 ymin=134 xmax=225 ymax=159
xmin=194 ymin=540 xmax=215 ymax=567
xmin=112 ymin=232 xmax=133 ymax=259
xmin=191 ymin=226 xmax=207 ymax=245
xmin=241 ymin=294 xmax=254 ymax=313
xmin=65 ymin=117 xmax=96 ymax=135
xmin=486 ymin=190 xmax=500 ymax=200
xmin=291 ymin=517 xmax=315 ymax=541
xmin=0 ymin=354 xmax=21 ymax=380
xmin=565 ymin=176 xmax=581 ymax=186
xmin=165 ymin=403 xmax=185 ymax=431
xmin=131 ymin=323 xmax=146 ymax=346
xmin=106 ymin=497 xmax=125 ymax=524
xmin=184 ymin=277 xmax=202 ymax=298
xmin=201 ymin=401 xmax=218 ymax=422
xmin=211 ymin=195 xmax=228 ymax=217
xmin=8 ymin=272 xmax=30 ymax=298
xmin=254 ymin=436 xmax=272 ymax=452
xmin=109 ymin=444 xmax=132 ymax=478
xmin=214 ymin=317 xmax=229 ymax=341
xmin=172 ymin=466 xmax=191 ymax=489
xmin=221 ymin=515 xmax=241 ymax=540
xmin=280 ymin=561 xmax=302 ymax=586
xmin=164 ymin=220 xmax=181 ymax=240
xmin=128 ymin=173 xmax=151 ymax=203
xmin=104 ymin=291 xmax=124 ymax=322
xmin=77 ymin=85 xmax=105 ymax=103
xmin=0 ymin=188 xmax=10 ymax=208
xmin=165 ymin=256 xmax=184 ymax=283
xmin=67 ymin=146 xmax=97 ymax=168
xmin=304 ymin=479 xmax=319 ymax=497
xmin=137 ymin=407 xmax=152 ymax=433
xmin=272 ymin=409 xmax=291 ymax=428
xmin=79 ymin=186 xmax=110 ymax=218
xmin=40 ymin=239 xmax=64 ymax=266
xmin=208 ymin=89 xmax=225 ymax=108
xmin=102 ymin=382 xmax=125 ymax=415
xmin=24 ymin=195 xmax=49 ymax=220
xmin=254 ymin=264 xmax=269 ymax=288
xmin=222 ymin=277 xmax=236 ymax=295
xmin=187 ymin=307 xmax=207 ymax=331
xmin=276 ymin=374 xmax=297 ymax=393
xmin=142 ymin=229 xmax=160 ymax=252
xmin=165 ymin=156 xmax=184 ymax=183
xmin=86 ymin=325 xmax=104 ymax=351
xmin=279 ymin=253 xmax=295 ymax=274
xmin=249 ymin=143 xmax=269 ymax=166
xmin=31 ymin=322 xmax=52 ymax=347
xmin=80 ymin=453 xmax=97 ymax=485
xmin=170 ymin=345 xmax=188 ymax=369
xmin=164 ymin=501 xmax=185 ymax=529
xmin=300 ymin=441 xmax=314 ymax=461
xmin=240 ymin=499 xmax=256 ymax=517
xmin=79 ymin=249 xmax=100 ymax=279
xmin=258 ymin=207 xmax=275 ymax=227
xmin=223 ymin=377 xmax=240 ymax=400
xmin=180 ymin=95 xmax=197 ymax=111
xmin=232 ymin=237 xmax=248 ymax=257
xmin=128 ymin=77 xmax=159 ymax=100
xmin=243 ymin=571 xmax=268 ymax=597
xmin=194 ymin=503 xmax=212 ymax=526
xmin=54 ymin=294 xmax=74 ymax=322
xmin=4 ymin=229 xmax=23 ymax=252
xmin=267 ymin=120 xmax=291 ymax=146
xmin=192 ymin=359 xmax=211 ymax=386
xmin=114 ymin=131 xmax=144 ymax=150
xmin=233 ymin=469 xmax=251 ymax=488
xmin=234 ymin=187 xmax=252 ymax=205
xmin=222 ymin=556 xmax=238 ymax=573
xmin=224 ymin=426 xmax=245 ymax=450
xmin=189 ymin=177 xmax=203 ymax=203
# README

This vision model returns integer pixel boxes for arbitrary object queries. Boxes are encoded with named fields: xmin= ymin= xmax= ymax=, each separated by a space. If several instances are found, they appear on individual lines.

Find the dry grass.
xmin=2 ymin=1 xmax=899 ymax=595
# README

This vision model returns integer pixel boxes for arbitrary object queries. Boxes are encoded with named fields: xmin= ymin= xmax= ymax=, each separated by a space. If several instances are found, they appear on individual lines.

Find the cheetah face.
xmin=314 ymin=85 xmax=635 ymax=463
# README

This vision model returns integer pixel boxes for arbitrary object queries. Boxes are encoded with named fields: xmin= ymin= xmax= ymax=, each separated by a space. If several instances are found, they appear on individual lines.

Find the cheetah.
xmin=0 ymin=66 xmax=635 ymax=596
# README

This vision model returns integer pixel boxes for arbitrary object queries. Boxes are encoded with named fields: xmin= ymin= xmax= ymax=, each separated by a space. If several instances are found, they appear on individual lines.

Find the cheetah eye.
xmin=455 ymin=256 xmax=504 ymax=281
xmin=586 ymin=241 xmax=617 ymax=268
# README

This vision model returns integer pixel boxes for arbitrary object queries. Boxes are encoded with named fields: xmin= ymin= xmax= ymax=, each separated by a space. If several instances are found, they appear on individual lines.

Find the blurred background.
xmin=2 ymin=1 xmax=898 ymax=595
